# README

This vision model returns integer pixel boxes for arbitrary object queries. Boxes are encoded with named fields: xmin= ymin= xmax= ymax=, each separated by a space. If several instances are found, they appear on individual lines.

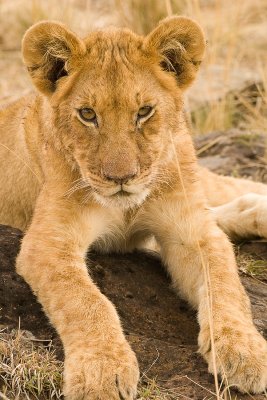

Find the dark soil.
xmin=1 ymin=130 xmax=267 ymax=399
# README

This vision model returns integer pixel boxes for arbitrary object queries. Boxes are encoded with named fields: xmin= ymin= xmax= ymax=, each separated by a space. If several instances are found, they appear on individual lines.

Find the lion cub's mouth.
xmin=110 ymin=188 xmax=133 ymax=197
xmin=99 ymin=184 xmax=141 ymax=198
xmin=86 ymin=173 xmax=152 ymax=208
xmin=92 ymin=183 xmax=150 ymax=209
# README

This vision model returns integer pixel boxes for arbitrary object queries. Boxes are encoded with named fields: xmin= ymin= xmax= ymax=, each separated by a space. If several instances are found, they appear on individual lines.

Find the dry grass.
xmin=237 ymin=251 xmax=267 ymax=282
xmin=0 ymin=328 xmax=63 ymax=400
xmin=138 ymin=379 xmax=176 ymax=400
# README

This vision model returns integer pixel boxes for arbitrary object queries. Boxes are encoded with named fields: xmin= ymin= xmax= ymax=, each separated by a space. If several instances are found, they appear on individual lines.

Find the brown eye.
xmin=78 ymin=108 xmax=97 ymax=123
xmin=137 ymin=106 xmax=153 ymax=119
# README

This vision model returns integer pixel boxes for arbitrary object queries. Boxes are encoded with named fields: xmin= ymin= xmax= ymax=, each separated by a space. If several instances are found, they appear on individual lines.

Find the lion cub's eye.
xmin=137 ymin=106 xmax=153 ymax=119
xmin=77 ymin=108 xmax=97 ymax=125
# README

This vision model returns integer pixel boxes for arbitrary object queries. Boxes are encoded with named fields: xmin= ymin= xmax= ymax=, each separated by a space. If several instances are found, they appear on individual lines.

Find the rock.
xmin=195 ymin=129 xmax=267 ymax=181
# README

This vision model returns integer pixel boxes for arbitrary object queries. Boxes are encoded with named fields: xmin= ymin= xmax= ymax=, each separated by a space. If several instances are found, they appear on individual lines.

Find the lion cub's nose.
xmin=104 ymin=173 xmax=137 ymax=185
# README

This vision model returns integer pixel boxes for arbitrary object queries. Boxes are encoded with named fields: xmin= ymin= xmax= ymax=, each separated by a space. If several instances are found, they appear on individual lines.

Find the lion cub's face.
xmin=52 ymin=32 xmax=180 ymax=208
xmin=22 ymin=18 xmax=205 ymax=208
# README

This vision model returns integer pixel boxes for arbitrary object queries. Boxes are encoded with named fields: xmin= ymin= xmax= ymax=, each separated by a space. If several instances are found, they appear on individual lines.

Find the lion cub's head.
xmin=22 ymin=17 xmax=205 ymax=208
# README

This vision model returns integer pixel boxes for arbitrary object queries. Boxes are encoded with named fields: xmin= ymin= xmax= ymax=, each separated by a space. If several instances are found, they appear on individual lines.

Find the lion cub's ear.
xmin=22 ymin=21 xmax=86 ymax=95
xmin=145 ymin=16 xmax=205 ymax=90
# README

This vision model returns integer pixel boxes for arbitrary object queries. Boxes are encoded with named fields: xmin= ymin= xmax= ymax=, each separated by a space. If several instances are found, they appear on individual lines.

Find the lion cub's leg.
xmin=212 ymin=193 xmax=267 ymax=239
xmin=16 ymin=187 xmax=139 ymax=400
xmin=144 ymin=192 xmax=267 ymax=394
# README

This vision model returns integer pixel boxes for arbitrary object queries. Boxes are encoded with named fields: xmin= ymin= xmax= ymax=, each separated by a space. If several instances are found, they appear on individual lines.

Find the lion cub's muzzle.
xmin=88 ymin=163 xmax=151 ymax=208
xmin=87 ymin=152 xmax=152 ymax=207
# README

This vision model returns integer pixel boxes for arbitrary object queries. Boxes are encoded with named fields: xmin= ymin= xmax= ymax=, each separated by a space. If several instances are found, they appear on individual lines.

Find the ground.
xmin=1 ymin=130 xmax=267 ymax=400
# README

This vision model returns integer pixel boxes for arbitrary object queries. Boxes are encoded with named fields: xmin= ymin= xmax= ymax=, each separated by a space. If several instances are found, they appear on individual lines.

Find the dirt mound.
xmin=1 ymin=131 xmax=267 ymax=399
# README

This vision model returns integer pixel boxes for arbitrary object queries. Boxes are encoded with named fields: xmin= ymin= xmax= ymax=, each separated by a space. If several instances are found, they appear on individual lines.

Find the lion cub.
xmin=0 ymin=16 xmax=266 ymax=399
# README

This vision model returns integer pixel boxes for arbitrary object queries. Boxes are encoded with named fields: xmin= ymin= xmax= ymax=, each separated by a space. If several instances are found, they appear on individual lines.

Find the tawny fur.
xmin=0 ymin=17 xmax=267 ymax=399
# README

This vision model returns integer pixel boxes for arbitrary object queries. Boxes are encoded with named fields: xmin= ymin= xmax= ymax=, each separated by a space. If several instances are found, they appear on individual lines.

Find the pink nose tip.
xmin=104 ymin=172 xmax=137 ymax=185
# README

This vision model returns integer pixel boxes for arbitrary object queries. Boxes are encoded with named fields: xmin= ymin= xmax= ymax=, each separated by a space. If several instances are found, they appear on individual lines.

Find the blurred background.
xmin=0 ymin=0 xmax=266 ymax=134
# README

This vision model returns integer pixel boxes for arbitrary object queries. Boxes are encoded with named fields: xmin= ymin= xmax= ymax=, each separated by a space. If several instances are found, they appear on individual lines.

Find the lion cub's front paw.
xmin=63 ymin=340 xmax=139 ymax=400
xmin=203 ymin=327 xmax=267 ymax=394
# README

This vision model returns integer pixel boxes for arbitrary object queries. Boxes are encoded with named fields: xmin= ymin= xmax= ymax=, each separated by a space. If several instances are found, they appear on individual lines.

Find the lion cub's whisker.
xmin=64 ymin=179 xmax=90 ymax=197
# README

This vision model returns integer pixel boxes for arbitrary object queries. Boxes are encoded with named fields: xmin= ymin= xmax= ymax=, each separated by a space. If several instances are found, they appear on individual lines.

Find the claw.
xmin=116 ymin=375 xmax=126 ymax=400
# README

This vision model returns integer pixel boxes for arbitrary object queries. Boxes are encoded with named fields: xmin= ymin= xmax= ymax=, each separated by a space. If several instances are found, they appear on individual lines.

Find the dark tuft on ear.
xmin=22 ymin=21 xmax=86 ymax=95
xmin=145 ymin=16 xmax=206 ymax=90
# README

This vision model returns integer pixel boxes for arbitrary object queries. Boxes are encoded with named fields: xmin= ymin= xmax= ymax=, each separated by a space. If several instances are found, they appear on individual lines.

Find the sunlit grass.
xmin=238 ymin=252 xmax=267 ymax=281
xmin=0 ymin=328 xmax=63 ymax=400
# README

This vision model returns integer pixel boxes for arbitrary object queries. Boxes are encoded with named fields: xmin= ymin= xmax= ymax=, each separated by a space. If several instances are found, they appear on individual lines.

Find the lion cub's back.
xmin=0 ymin=95 xmax=41 ymax=230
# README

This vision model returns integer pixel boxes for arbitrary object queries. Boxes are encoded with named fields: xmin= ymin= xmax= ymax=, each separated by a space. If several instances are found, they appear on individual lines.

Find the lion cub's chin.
xmin=93 ymin=188 xmax=150 ymax=209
